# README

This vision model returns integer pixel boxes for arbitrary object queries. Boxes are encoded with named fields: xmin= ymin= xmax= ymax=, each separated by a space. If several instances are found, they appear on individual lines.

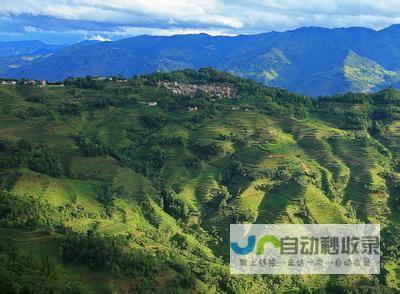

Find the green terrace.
xmin=0 ymin=69 xmax=399 ymax=292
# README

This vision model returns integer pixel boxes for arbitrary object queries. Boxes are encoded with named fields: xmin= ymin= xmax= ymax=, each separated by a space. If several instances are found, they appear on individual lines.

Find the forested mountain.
xmin=0 ymin=69 xmax=399 ymax=292
xmin=2 ymin=25 xmax=400 ymax=96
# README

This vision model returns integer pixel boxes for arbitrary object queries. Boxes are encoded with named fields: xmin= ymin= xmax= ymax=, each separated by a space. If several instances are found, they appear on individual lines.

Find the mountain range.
xmin=2 ymin=25 xmax=400 ymax=96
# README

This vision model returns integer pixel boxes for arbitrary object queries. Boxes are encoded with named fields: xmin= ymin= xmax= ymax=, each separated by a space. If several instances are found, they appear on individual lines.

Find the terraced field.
xmin=0 ymin=70 xmax=399 ymax=292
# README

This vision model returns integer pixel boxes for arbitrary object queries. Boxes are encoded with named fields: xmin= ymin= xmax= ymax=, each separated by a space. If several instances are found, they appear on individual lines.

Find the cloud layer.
xmin=1 ymin=0 xmax=400 ymax=43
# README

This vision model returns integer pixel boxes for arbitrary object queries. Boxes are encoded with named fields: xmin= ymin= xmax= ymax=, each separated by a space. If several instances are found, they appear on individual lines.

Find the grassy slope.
xmin=0 ymin=73 xmax=399 ymax=292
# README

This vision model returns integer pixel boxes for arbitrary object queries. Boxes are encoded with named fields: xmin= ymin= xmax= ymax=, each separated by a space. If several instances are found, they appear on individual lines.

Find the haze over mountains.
xmin=2 ymin=25 xmax=400 ymax=96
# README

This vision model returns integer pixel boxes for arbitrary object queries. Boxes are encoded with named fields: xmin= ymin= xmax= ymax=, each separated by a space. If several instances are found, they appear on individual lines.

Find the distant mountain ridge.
xmin=0 ymin=40 xmax=66 ymax=76
xmin=0 ymin=40 xmax=64 ymax=57
xmin=2 ymin=25 xmax=400 ymax=96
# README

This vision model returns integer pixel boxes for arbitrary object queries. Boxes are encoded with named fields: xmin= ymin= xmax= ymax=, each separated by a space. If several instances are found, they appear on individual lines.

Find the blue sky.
xmin=1 ymin=0 xmax=400 ymax=44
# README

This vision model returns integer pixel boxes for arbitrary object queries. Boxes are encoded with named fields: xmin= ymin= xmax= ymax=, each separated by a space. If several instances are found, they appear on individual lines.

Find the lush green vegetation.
xmin=0 ymin=238 xmax=84 ymax=293
xmin=0 ymin=68 xmax=399 ymax=292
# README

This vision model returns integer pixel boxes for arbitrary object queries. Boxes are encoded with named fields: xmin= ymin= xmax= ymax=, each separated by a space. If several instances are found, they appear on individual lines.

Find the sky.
xmin=1 ymin=0 xmax=400 ymax=44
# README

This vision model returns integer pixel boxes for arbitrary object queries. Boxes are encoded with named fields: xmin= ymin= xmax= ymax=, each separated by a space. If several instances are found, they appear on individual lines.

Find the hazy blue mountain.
xmin=0 ymin=40 xmax=66 ymax=74
xmin=0 ymin=40 xmax=64 ymax=57
xmin=2 ymin=26 xmax=400 ymax=96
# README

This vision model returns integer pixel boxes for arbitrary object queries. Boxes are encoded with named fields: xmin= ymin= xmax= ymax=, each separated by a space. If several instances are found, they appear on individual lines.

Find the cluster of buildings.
xmin=93 ymin=76 xmax=128 ymax=83
xmin=0 ymin=79 xmax=65 ymax=87
xmin=159 ymin=81 xmax=239 ymax=99
xmin=0 ymin=80 xmax=17 ymax=86
xmin=36 ymin=80 xmax=65 ymax=87
xmin=0 ymin=76 xmax=128 ymax=87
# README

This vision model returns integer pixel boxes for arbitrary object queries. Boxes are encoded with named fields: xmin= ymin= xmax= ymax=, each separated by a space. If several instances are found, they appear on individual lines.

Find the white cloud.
xmin=0 ymin=0 xmax=400 ymax=40
xmin=0 ymin=0 xmax=242 ymax=29
xmin=85 ymin=35 xmax=111 ymax=42
xmin=113 ymin=26 xmax=237 ymax=36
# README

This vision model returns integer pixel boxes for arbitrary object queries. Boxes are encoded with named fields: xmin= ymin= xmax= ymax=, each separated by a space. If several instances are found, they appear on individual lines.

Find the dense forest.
xmin=0 ymin=68 xmax=399 ymax=293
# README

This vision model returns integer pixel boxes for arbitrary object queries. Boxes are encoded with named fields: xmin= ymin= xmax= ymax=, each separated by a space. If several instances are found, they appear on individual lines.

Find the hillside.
xmin=0 ymin=69 xmax=399 ymax=292
xmin=2 ymin=26 xmax=400 ymax=96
